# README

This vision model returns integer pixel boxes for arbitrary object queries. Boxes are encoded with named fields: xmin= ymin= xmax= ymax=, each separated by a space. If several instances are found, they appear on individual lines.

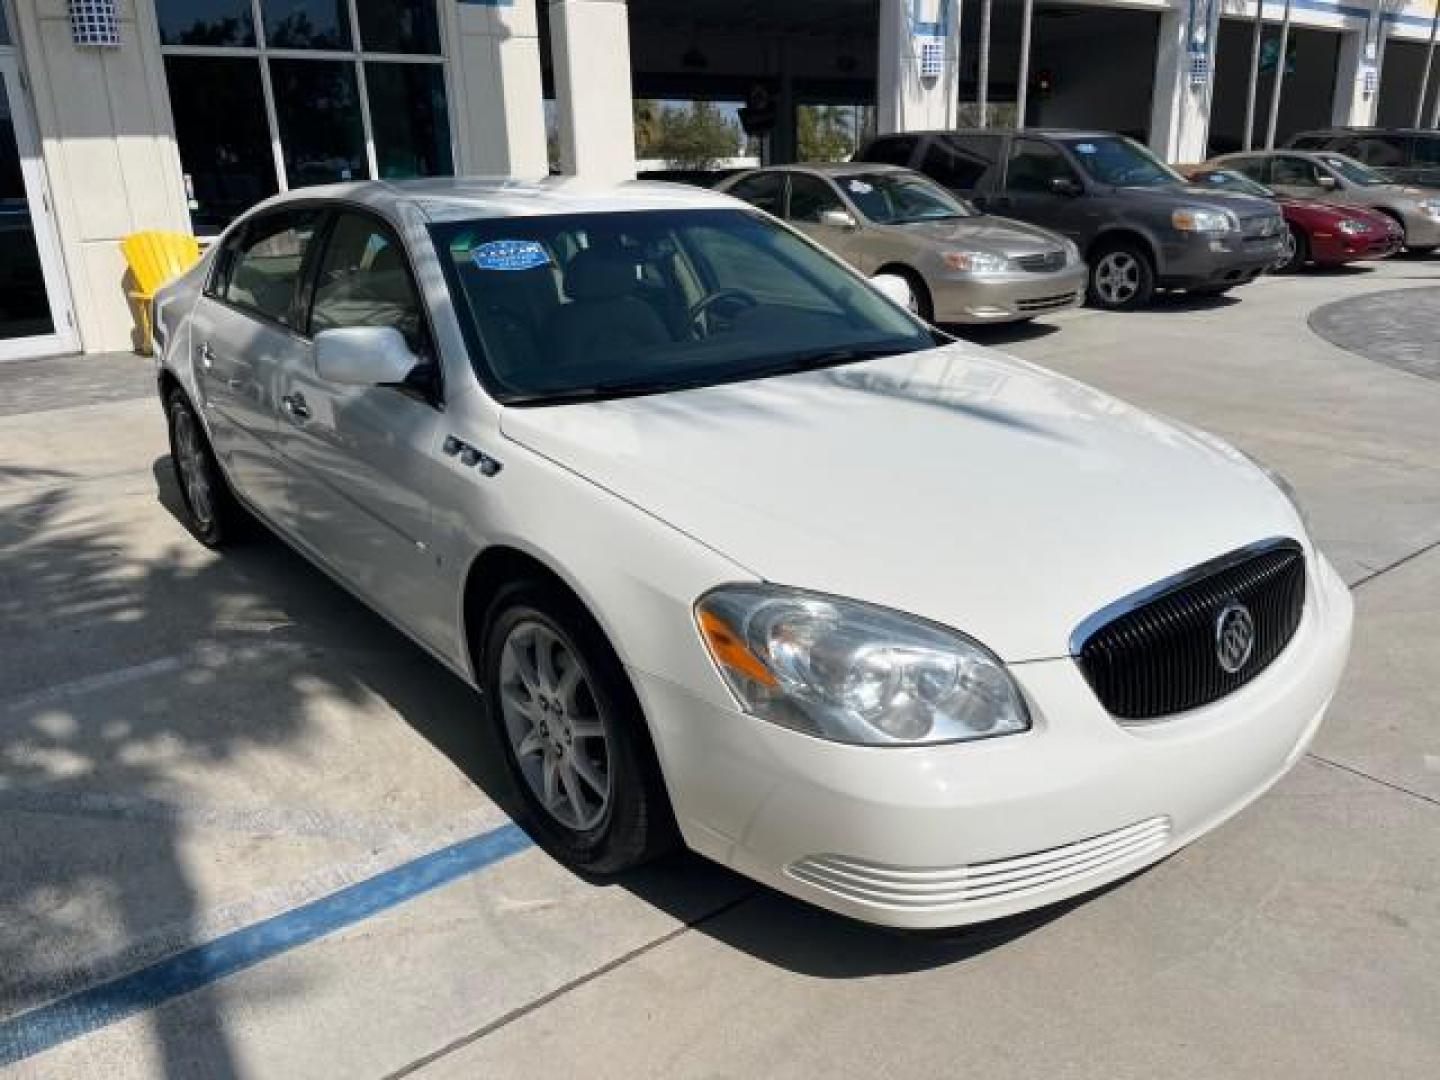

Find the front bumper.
xmin=637 ymin=553 xmax=1353 ymax=929
xmin=1309 ymin=228 xmax=1403 ymax=264
xmin=1158 ymin=231 xmax=1286 ymax=288
xmin=929 ymin=262 xmax=1087 ymax=324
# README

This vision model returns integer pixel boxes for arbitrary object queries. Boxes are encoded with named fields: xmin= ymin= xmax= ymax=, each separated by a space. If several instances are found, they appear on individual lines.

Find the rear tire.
xmin=165 ymin=388 xmax=246 ymax=548
xmin=481 ymin=579 xmax=677 ymax=876
xmin=1086 ymin=241 xmax=1155 ymax=311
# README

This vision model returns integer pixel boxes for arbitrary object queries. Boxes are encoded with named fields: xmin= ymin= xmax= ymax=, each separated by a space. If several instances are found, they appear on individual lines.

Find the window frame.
xmin=727 ymin=171 xmax=789 ymax=217
xmin=157 ymin=0 xmax=457 ymax=238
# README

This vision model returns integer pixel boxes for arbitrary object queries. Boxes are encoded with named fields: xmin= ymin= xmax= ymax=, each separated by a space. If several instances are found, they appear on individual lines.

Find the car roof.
xmin=872 ymin=128 xmax=1118 ymax=140
xmin=249 ymin=176 xmax=742 ymax=222
xmin=743 ymin=162 xmax=912 ymax=177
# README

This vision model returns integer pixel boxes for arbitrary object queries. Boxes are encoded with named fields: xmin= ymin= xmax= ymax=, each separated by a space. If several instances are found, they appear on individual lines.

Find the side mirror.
xmin=1317 ymin=175 xmax=1338 ymax=191
xmin=820 ymin=208 xmax=860 ymax=231
xmin=869 ymin=272 xmax=915 ymax=313
xmin=1050 ymin=176 xmax=1083 ymax=197
xmin=314 ymin=326 xmax=418 ymax=387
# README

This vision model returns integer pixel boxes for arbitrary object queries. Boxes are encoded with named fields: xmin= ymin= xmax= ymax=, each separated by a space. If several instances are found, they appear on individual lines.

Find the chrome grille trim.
xmin=786 ymin=817 xmax=1170 ymax=911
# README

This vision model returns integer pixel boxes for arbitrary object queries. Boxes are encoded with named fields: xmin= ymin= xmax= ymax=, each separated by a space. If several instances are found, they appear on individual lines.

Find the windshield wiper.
xmin=752 ymin=344 xmax=915 ymax=378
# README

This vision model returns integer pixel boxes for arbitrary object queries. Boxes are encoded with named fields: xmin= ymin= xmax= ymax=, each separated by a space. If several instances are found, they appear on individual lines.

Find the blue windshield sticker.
xmin=1075 ymin=143 xmax=1097 ymax=154
xmin=471 ymin=240 xmax=551 ymax=271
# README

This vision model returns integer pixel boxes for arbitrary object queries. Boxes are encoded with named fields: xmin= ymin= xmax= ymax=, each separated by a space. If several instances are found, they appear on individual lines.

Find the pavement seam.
xmin=1347 ymin=536 xmax=1440 ymax=591
xmin=382 ymin=888 xmax=761 ymax=1080
xmin=1303 ymin=753 xmax=1440 ymax=812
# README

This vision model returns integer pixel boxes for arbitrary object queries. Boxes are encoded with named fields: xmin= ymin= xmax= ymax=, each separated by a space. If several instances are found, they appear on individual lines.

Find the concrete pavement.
xmin=2 ymin=258 xmax=1438 ymax=1078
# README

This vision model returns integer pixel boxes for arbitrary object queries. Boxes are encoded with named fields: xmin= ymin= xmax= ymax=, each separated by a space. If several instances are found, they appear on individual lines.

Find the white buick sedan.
xmin=154 ymin=179 xmax=1352 ymax=929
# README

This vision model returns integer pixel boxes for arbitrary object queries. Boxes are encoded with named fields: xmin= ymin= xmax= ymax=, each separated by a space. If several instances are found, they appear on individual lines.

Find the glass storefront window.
xmin=158 ymin=1 xmax=451 ymax=233
xmin=165 ymin=57 xmax=279 ymax=237
xmin=358 ymin=0 xmax=442 ymax=55
xmin=271 ymin=60 xmax=367 ymax=186
xmin=366 ymin=63 xmax=452 ymax=178
xmin=156 ymin=0 xmax=256 ymax=48
xmin=264 ymin=0 xmax=352 ymax=51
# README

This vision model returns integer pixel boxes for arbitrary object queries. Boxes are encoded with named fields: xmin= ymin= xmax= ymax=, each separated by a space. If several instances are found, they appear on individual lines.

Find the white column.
xmin=451 ymin=0 xmax=548 ymax=178
xmin=1150 ymin=1 xmax=1220 ymax=164
xmin=549 ymin=0 xmax=637 ymax=181
xmin=877 ymin=0 xmax=961 ymax=133
xmin=1332 ymin=28 xmax=1380 ymax=126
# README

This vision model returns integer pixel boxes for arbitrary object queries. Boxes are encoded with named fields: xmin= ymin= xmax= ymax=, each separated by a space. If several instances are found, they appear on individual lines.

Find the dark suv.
xmin=856 ymin=129 xmax=1287 ymax=310
xmin=1286 ymin=128 xmax=1440 ymax=188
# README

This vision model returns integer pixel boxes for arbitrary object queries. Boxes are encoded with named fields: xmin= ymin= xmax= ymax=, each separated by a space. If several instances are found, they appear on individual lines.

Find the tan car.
xmin=718 ymin=164 xmax=1087 ymax=324
xmin=1210 ymin=150 xmax=1440 ymax=254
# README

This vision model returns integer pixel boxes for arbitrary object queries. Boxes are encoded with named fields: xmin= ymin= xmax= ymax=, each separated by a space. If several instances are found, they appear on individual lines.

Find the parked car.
xmin=1286 ymin=128 xmax=1440 ymax=189
xmin=153 ymin=178 xmax=1352 ymax=930
xmin=855 ymin=129 xmax=1287 ymax=310
xmin=1210 ymin=149 xmax=1440 ymax=255
xmin=717 ymin=163 xmax=1085 ymax=324
xmin=1182 ymin=166 xmax=1402 ymax=272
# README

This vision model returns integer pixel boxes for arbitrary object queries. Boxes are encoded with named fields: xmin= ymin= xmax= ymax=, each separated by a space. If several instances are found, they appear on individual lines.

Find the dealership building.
xmin=1 ymin=0 xmax=1438 ymax=360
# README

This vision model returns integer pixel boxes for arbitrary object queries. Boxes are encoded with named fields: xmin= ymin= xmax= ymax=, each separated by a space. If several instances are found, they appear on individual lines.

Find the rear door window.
xmin=919 ymin=134 xmax=1001 ymax=191
xmin=1348 ymin=136 xmax=1407 ymax=169
xmin=1270 ymin=156 xmax=1324 ymax=190
xmin=1227 ymin=156 xmax=1273 ymax=184
xmin=221 ymin=208 xmax=323 ymax=328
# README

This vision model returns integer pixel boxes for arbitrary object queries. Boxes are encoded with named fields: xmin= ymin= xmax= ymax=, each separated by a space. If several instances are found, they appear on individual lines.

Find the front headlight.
xmin=941 ymin=250 xmax=1012 ymax=275
xmin=1171 ymin=207 xmax=1237 ymax=234
xmin=1062 ymin=237 xmax=1082 ymax=265
xmin=695 ymin=585 xmax=1030 ymax=746
xmin=1336 ymin=218 xmax=1368 ymax=236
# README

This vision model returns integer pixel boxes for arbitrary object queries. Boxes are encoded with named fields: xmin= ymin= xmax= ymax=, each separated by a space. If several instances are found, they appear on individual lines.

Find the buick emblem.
xmin=1215 ymin=602 xmax=1255 ymax=675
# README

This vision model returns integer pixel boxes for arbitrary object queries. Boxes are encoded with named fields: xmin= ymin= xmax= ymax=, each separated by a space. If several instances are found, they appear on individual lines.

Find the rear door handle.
xmin=198 ymin=341 xmax=215 ymax=366
xmin=281 ymin=392 xmax=311 ymax=421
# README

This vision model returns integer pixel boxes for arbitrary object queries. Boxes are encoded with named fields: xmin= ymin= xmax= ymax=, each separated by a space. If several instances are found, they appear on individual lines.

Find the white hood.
xmin=499 ymin=343 xmax=1304 ymax=661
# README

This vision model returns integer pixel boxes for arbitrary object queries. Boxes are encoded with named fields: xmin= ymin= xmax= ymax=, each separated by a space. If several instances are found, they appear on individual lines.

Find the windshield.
xmin=1317 ymin=154 xmax=1386 ymax=186
xmin=1192 ymin=169 xmax=1275 ymax=199
xmin=835 ymin=172 xmax=976 ymax=224
xmin=1060 ymin=136 xmax=1183 ymax=187
xmin=432 ymin=208 xmax=934 ymax=404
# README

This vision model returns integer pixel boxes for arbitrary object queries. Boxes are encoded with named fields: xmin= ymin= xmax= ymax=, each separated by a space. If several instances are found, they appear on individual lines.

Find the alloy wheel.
xmin=173 ymin=407 xmax=215 ymax=531
xmin=1094 ymin=251 xmax=1140 ymax=305
xmin=498 ymin=619 xmax=612 ymax=832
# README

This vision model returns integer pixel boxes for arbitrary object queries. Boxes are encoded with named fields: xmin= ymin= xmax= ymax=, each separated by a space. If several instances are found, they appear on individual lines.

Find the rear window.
xmin=859 ymin=136 xmax=918 ymax=167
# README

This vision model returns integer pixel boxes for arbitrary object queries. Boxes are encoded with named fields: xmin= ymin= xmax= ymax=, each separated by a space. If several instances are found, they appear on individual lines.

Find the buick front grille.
xmin=1073 ymin=539 xmax=1306 ymax=721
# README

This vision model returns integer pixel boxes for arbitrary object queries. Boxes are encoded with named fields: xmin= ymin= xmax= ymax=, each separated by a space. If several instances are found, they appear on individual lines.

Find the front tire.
xmin=1278 ymin=223 xmax=1308 ymax=273
xmin=166 ymin=388 xmax=245 ymax=548
xmin=1087 ymin=242 xmax=1155 ymax=310
xmin=482 ymin=580 xmax=675 ymax=875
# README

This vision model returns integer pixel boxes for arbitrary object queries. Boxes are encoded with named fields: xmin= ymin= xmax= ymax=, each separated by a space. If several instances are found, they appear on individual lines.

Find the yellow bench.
xmin=121 ymin=231 xmax=200 ymax=354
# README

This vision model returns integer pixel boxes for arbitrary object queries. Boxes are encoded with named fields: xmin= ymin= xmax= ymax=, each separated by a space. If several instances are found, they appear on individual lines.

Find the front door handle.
xmin=281 ymin=392 xmax=311 ymax=421
xmin=198 ymin=341 xmax=215 ymax=367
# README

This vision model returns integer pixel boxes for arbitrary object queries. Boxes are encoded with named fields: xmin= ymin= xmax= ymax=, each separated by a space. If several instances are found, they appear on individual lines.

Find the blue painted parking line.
xmin=0 ymin=822 xmax=533 ymax=1067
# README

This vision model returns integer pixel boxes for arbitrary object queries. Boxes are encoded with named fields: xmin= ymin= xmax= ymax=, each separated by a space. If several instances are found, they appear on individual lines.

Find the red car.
xmin=1186 ymin=166 xmax=1403 ymax=272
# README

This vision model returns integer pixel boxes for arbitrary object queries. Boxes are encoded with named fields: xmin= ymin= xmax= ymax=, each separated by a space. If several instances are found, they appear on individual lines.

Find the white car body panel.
xmin=153 ymin=177 xmax=1352 ymax=929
